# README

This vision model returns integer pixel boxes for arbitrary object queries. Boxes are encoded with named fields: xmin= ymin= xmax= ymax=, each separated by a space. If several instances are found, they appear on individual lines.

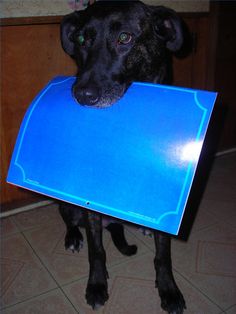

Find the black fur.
xmin=61 ymin=1 xmax=183 ymax=107
xmin=60 ymin=1 xmax=186 ymax=313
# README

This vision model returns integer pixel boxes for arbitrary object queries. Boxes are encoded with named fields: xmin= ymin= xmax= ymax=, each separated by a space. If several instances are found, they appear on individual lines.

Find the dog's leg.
xmin=106 ymin=223 xmax=137 ymax=256
xmin=154 ymin=232 xmax=186 ymax=314
xmin=59 ymin=202 xmax=84 ymax=252
xmin=85 ymin=211 xmax=109 ymax=309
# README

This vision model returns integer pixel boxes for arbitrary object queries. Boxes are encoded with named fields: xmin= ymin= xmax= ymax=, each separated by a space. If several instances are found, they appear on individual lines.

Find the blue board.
xmin=7 ymin=76 xmax=217 ymax=235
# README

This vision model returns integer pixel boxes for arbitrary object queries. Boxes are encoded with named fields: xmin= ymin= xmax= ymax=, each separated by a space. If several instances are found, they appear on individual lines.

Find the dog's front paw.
xmin=86 ymin=283 xmax=109 ymax=309
xmin=158 ymin=286 xmax=186 ymax=314
xmin=65 ymin=227 xmax=83 ymax=253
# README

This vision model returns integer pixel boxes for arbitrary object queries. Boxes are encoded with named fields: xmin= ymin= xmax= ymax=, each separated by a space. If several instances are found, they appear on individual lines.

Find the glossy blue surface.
xmin=7 ymin=76 xmax=217 ymax=234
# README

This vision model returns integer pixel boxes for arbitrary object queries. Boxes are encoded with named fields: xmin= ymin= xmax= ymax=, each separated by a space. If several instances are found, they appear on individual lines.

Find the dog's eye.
xmin=77 ymin=35 xmax=85 ymax=46
xmin=118 ymin=32 xmax=132 ymax=45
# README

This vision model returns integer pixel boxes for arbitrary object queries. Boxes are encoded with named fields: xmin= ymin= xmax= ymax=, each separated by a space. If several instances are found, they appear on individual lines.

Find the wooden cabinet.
xmin=1 ymin=19 xmax=76 ymax=207
xmin=1 ymin=7 xmax=235 ymax=208
xmin=173 ymin=14 xmax=209 ymax=89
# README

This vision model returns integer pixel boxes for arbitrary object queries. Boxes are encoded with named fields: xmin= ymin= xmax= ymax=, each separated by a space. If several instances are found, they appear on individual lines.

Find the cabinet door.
xmin=173 ymin=15 xmax=209 ymax=89
xmin=1 ymin=23 xmax=76 ymax=207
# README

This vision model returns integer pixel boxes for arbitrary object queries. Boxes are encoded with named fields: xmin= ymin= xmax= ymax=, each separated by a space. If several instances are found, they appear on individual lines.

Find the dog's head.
xmin=61 ymin=0 xmax=183 ymax=107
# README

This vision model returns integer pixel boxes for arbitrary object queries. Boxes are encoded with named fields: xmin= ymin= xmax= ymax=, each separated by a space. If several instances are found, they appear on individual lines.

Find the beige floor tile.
xmin=63 ymin=275 xmax=165 ymax=314
xmin=23 ymin=221 xmax=149 ymax=285
xmin=104 ymin=276 xmax=165 ymax=314
xmin=12 ymin=203 xmax=61 ymax=231
xmin=204 ymin=199 xmax=236 ymax=228
xmin=173 ymin=273 xmax=222 ymax=314
xmin=111 ymin=252 xmax=156 ymax=280
xmin=226 ymin=305 xmax=236 ymax=314
xmin=63 ymin=276 xmax=107 ymax=314
xmin=60 ymin=243 xmax=156 ymax=313
xmin=189 ymin=201 xmax=221 ymax=234
xmin=203 ymin=155 xmax=236 ymax=202
xmin=171 ymin=222 xmax=236 ymax=310
xmin=1 ymin=233 xmax=57 ymax=308
xmin=0 ymin=217 xmax=20 ymax=237
xmin=23 ymin=221 xmax=89 ymax=285
xmin=106 ymin=273 xmax=222 ymax=314
xmin=110 ymin=253 xmax=222 ymax=313
xmin=2 ymin=289 xmax=77 ymax=314
xmin=204 ymin=181 xmax=236 ymax=202
xmin=63 ymin=252 xmax=222 ymax=314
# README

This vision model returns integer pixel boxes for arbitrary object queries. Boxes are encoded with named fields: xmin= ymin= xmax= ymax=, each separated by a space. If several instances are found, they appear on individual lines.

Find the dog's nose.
xmin=73 ymin=85 xmax=100 ymax=106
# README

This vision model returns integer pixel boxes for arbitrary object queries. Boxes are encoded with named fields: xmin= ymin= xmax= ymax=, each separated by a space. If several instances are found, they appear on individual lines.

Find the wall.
xmin=1 ymin=0 xmax=210 ymax=18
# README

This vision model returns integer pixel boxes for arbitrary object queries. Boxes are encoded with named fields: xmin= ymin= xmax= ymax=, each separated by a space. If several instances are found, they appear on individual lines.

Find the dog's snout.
xmin=73 ymin=84 xmax=100 ymax=106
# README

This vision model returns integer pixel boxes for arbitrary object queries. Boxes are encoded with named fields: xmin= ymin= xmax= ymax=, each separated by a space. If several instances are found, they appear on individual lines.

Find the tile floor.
xmin=1 ymin=153 xmax=236 ymax=313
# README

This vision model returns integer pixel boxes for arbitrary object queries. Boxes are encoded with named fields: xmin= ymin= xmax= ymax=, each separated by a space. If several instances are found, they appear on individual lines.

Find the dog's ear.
xmin=151 ymin=6 xmax=183 ymax=52
xmin=61 ymin=11 xmax=82 ymax=56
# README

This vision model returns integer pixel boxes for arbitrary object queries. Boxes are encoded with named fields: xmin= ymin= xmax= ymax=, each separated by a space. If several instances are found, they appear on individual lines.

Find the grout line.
xmin=224 ymin=304 xmax=236 ymax=312
xmin=60 ymin=274 xmax=89 ymax=289
xmin=0 ymin=287 xmax=62 ymax=311
xmin=19 ymin=231 xmax=79 ymax=314
xmin=172 ymin=268 xmax=225 ymax=312
xmin=126 ymin=226 xmax=226 ymax=312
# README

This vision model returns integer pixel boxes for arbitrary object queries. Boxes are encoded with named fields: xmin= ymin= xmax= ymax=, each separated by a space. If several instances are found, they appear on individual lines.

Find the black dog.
xmin=60 ymin=1 xmax=186 ymax=313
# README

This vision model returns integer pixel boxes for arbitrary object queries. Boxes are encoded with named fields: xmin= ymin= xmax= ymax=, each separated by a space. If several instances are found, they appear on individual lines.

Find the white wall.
xmin=1 ymin=0 xmax=210 ymax=19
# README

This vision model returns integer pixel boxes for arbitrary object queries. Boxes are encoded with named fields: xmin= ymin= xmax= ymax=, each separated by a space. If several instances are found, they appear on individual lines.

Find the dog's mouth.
xmin=72 ymin=83 xmax=129 ymax=109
